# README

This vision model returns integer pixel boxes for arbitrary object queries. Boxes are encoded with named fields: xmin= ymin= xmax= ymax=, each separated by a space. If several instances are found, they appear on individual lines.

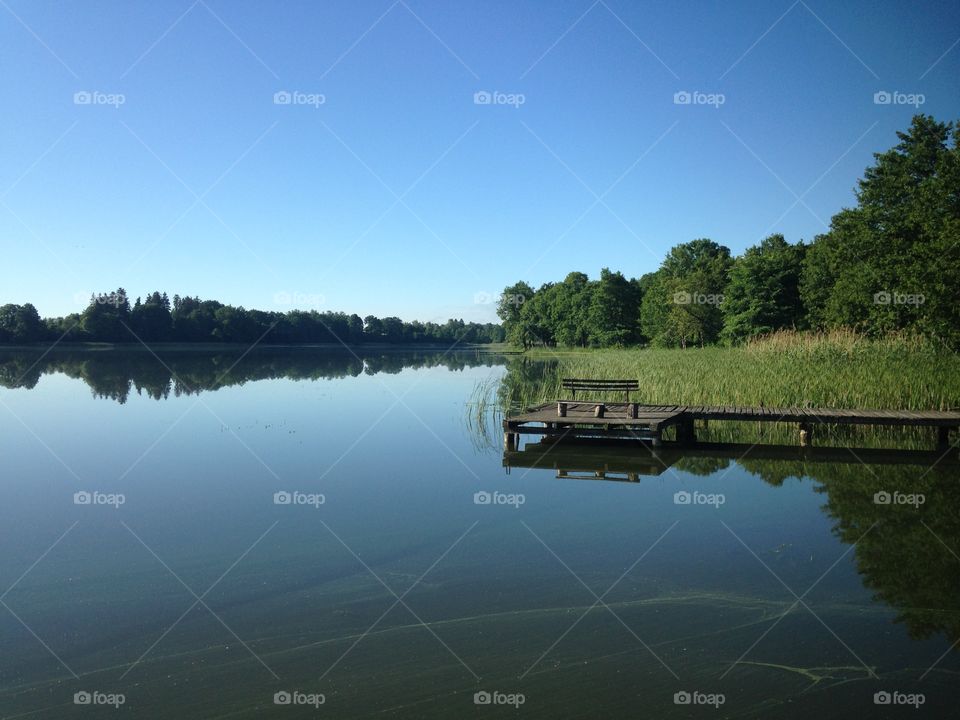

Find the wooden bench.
xmin=561 ymin=378 xmax=638 ymax=401
xmin=558 ymin=378 xmax=640 ymax=418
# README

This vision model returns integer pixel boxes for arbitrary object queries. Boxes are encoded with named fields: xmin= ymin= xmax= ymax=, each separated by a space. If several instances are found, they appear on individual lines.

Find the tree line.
xmin=498 ymin=115 xmax=960 ymax=350
xmin=0 ymin=292 xmax=505 ymax=345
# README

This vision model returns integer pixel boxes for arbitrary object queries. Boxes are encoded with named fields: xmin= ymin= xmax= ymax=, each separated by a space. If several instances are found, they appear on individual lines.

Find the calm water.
xmin=0 ymin=349 xmax=957 ymax=718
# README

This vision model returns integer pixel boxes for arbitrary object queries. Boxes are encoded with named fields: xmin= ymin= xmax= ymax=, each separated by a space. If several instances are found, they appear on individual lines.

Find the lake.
xmin=0 ymin=348 xmax=957 ymax=718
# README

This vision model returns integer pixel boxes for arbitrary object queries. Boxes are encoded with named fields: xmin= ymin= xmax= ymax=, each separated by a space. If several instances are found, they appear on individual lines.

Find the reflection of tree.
xmin=814 ymin=463 xmax=960 ymax=645
xmin=738 ymin=457 xmax=809 ymax=486
xmin=0 ymin=354 xmax=42 ymax=389
xmin=672 ymin=455 xmax=730 ymax=476
xmin=743 ymin=455 xmax=960 ymax=645
xmin=0 ymin=349 xmax=505 ymax=404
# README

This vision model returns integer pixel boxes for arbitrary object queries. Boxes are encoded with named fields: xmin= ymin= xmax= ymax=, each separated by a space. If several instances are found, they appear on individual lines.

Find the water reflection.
xmin=504 ymin=439 xmax=960 ymax=651
xmin=0 ymin=348 xmax=506 ymax=403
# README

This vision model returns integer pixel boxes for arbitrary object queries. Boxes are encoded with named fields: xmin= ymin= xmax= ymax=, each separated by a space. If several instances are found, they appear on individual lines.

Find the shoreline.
xmin=0 ymin=342 xmax=511 ymax=353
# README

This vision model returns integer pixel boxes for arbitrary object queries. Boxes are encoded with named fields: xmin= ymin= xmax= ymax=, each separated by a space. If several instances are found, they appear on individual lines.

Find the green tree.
xmin=0 ymin=303 xmax=43 ymax=343
xmin=722 ymin=234 xmax=807 ymax=344
xmin=801 ymin=115 xmax=960 ymax=346
xmin=81 ymin=289 xmax=130 ymax=342
xmin=497 ymin=281 xmax=534 ymax=345
xmin=641 ymin=240 xmax=732 ymax=347
xmin=588 ymin=268 xmax=639 ymax=346
xmin=131 ymin=291 xmax=173 ymax=341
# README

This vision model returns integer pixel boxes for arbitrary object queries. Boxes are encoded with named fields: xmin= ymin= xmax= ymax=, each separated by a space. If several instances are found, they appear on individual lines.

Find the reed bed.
xmin=498 ymin=330 xmax=960 ymax=412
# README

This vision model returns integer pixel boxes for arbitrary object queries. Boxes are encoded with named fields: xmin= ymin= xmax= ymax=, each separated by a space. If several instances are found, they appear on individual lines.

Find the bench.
xmin=558 ymin=378 xmax=640 ymax=418
xmin=561 ymin=378 xmax=638 ymax=401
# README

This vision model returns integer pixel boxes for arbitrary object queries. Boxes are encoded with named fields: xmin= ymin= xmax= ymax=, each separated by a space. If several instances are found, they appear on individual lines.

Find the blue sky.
xmin=1 ymin=0 xmax=958 ymax=323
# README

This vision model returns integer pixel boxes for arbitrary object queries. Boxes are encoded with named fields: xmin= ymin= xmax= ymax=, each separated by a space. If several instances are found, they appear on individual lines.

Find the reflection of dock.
xmin=504 ymin=402 xmax=960 ymax=449
xmin=503 ymin=439 xmax=960 ymax=481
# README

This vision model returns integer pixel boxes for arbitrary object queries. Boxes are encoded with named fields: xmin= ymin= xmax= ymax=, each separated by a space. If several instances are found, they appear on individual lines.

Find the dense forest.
xmin=0 ymin=293 xmax=505 ymax=346
xmin=498 ymin=115 xmax=960 ymax=350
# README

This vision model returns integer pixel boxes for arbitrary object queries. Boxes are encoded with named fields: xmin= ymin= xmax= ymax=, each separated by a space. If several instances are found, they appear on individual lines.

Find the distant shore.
xmin=0 ymin=342 xmax=511 ymax=352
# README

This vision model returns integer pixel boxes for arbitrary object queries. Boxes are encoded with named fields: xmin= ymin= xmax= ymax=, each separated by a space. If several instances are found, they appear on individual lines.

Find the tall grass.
xmin=499 ymin=330 xmax=960 ymax=412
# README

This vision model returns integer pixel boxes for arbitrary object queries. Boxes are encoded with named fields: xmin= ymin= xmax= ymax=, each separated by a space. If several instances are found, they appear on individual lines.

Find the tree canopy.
xmin=501 ymin=115 xmax=959 ymax=350
xmin=0 ymin=290 xmax=504 ymax=346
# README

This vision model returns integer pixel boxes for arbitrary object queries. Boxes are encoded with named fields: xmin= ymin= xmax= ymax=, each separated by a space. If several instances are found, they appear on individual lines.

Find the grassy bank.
xmin=498 ymin=331 xmax=960 ymax=411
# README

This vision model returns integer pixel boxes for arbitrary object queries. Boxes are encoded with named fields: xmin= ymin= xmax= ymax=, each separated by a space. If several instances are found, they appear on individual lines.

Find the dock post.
xmin=799 ymin=423 xmax=813 ymax=447
xmin=937 ymin=426 xmax=954 ymax=450
xmin=504 ymin=432 xmax=516 ymax=451
xmin=677 ymin=417 xmax=696 ymax=446
xmin=630 ymin=402 xmax=638 ymax=419
xmin=594 ymin=404 xmax=605 ymax=418
xmin=557 ymin=402 xmax=567 ymax=417
xmin=651 ymin=430 xmax=662 ymax=447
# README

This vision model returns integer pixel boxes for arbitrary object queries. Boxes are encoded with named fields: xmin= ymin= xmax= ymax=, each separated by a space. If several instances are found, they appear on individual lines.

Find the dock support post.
xmin=677 ymin=417 xmax=696 ymax=446
xmin=630 ymin=402 xmax=638 ymax=419
xmin=504 ymin=432 xmax=516 ymax=451
xmin=594 ymin=404 xmax=605 ymax=418
xmin=651 ymin=430 xmax=662 ymax=447
xmin=937 ymin=426 xmax=954 ymax=450
xmin=557 ymin=402 xmax=567 ymax=417
xmin=799 ymin=423 xmax=813 ymax=447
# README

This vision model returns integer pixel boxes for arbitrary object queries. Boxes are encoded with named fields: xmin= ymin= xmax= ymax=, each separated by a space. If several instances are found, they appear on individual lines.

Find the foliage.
xmin=800 ymin=115 xmax=960 ymax=346
xmin=0 ymin=290 xmax=504 ymax=346
xmin=501 ymin=115 xmax=960 ymax=349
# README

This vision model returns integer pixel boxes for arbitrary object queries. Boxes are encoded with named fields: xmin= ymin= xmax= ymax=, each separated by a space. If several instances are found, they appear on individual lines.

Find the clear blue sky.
xmin=2 ymin=0 xmax=958 ymax=323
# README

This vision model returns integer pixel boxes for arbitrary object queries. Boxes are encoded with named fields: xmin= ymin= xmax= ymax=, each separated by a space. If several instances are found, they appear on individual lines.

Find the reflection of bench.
xmin=558 ymin=378 xmax=640 ymax=418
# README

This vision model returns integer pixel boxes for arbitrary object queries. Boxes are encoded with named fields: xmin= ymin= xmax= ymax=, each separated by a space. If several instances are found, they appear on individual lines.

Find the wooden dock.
xmin=503 ymin=401 xmax=960 ymax=450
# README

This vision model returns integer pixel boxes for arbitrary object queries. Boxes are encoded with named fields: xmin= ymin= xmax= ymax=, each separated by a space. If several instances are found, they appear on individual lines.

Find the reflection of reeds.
xmin=463 ymin=374 xmax=506 ymax=454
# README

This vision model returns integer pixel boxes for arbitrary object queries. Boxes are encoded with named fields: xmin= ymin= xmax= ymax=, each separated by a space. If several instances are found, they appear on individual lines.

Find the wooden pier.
xmin=503 ymin=401 xmax=960 ymax=450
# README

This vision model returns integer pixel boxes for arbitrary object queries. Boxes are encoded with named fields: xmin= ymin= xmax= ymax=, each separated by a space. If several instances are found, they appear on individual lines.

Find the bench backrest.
xmin=561 ymin=378 xmax=639 ymax=400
